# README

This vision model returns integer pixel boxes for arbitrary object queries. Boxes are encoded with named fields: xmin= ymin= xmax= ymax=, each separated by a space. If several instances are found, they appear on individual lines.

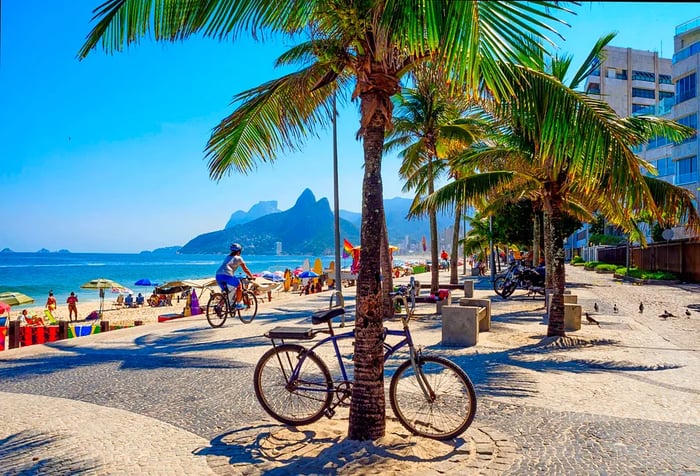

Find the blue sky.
xmin=1 ymin=2 xmax=698 ymax=253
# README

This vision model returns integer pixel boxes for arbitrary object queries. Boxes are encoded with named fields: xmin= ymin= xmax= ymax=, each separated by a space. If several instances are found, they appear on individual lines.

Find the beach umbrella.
xmin=0 ymin=291 xmax=35 ymax=307
xmin=155 ymin=280 xmax=192 ymax=294
xmin=298 ymin=270 xmax=319 ymax=279
xmin=134 ymin=278 xmax=159 ymax=287
xmin=0 ymin=301 xmax=11 ymax=314
xmin=80 ymin=278 xmax=127 ymax=315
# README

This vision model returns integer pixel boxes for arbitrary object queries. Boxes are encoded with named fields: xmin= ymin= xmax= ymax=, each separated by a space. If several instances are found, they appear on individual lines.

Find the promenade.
xmin=1 ymin=265 xmax=699 ymax=475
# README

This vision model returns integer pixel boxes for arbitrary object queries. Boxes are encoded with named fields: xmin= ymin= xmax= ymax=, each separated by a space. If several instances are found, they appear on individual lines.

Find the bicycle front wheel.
xmin=237 ymin=291 xmax=258 ymax=323
xmin=253 ymin=344 xmax=333 ymax=426
xmin=206 ymin=293 xmax=228 ymax=328
xmin=389 ymin=355 xmax=476 ymax=440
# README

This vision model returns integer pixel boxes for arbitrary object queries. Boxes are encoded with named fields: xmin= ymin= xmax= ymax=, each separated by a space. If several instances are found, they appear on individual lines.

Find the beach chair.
xmin=43 ymin=309 xmax=59 ymax=325
xmin=113 ymin=295 xmax=125 ymax=308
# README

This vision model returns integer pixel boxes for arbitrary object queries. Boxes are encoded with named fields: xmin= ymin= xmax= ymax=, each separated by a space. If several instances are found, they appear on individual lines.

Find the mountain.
xmin=180 ymin=189 xmax=360 ymax=255
xmin=225 ymin=201 xmax=281 ymax=228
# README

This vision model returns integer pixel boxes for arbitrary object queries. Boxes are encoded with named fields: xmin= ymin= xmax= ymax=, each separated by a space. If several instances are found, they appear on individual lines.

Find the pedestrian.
xmin=46 ymin=291 xmax=57 ymax=312
xmin=66 ymin=291 xmax=79 ymax=321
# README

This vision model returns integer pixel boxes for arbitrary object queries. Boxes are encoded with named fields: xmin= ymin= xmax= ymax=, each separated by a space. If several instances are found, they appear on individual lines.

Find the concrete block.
xmin=459 ymin=298 xmax=491 ymax=331
xmin=442 ymin=305 xmax=478 ymax=347
xmin=563 ymin=294 xmax=578 ymax=304
xmin=564 ymin=303 xmax=582 ymax=331
xmin=463 ymin=280 xmax=474 ymax=298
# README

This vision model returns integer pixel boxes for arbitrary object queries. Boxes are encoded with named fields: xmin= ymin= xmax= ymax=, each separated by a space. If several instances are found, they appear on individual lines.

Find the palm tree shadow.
xmin=424 ymin=335 xmax=683 ymax=399
xmin=196 ymin=420 xmax=470 ymax=474
xmin=0 ymin=430 xmax=100 ymax=475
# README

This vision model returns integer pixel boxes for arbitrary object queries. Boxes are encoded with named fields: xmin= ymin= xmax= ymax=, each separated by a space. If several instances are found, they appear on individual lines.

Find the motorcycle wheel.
xmin=493 ymin=276 xmax=507 ymax=296
xmin=501 ymin=282 xmax=517 ymax=299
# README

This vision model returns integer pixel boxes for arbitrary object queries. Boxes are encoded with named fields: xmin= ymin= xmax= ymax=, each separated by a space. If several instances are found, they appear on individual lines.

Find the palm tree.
xmin=424 ymin=35 xmax=700 ymax=337
xmin=79 ymin=0 xmax=574 ymax=439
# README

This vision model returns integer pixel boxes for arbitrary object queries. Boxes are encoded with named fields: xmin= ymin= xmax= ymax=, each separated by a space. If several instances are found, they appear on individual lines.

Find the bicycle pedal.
xmin=324 ymin=408 xmax=336 ymax=419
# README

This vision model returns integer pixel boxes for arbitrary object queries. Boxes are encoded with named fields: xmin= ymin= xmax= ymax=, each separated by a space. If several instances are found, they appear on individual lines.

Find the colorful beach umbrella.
xmin=298 ymin=270 xmax=319 ymax=279
xmin=0 ymin=291 xmax=35 ymax=307
xmin=81 ymin=278 xmax=127 ymax=315
xmin=0 ymin=301 xmax=11 ymax=314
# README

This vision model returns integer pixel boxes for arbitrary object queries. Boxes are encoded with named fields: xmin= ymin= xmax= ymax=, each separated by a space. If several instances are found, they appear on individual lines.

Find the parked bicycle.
xmin=392 ymin=276 xmax=417 ymax=315
xmin=206 ymin=276 xmax=258 ymax=328
xmin=253 ymin=287 xmax=476 ymax=440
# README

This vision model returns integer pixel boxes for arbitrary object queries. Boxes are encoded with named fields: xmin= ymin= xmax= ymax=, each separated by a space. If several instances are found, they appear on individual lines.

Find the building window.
xmin=647 ymin=135 xmax=671 ymax=149
xmin=676 ymin=73 xmax=697 ymax=103
xmin=632 ymin=70 xmax=655 ymax=82
xmin=632 ymin=88 xmax=655 ymax=99
xmin=659 ymin=74 xmax=673 ymax=85
xmin=676 ymin=114 xmax=698 ymax=143
xmin=659 ymin=91 xmax=674 ymax=100
xmin=676 ymin=156 xmax=697 ymax=185
xmin=652 ymin=157 xmax=674 ymax=176
xmin=632 ymin=104 xmax=649 ymax=114
xmin=586 ymin=84 xmax=600 ymax=94
xmin=616 ymin=69 xmax=628 ymax=80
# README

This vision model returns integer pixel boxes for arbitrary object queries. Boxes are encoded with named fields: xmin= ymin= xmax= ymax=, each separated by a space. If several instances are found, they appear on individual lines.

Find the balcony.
xmin=673 ymin=41 xmax=700 ymax=64
xmin=676 ymin=16 xmax=700 ymax=35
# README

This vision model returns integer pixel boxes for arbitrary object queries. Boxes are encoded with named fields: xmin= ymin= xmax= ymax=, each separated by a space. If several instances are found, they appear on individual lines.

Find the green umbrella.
xmin=0 ymin=291 xmax=35 ymax=307
xmin=81 ymin=278 xmax=127 ymax=315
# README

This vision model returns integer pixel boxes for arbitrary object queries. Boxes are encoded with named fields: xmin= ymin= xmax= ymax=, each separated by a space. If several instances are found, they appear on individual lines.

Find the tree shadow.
xmin=0 ymin=430 xmax=100 ymax=475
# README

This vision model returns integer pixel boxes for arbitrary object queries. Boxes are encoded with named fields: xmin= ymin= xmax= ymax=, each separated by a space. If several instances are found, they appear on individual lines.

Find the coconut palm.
xmin=423 ymin=34 xmax=700 ymax=337
xmin=79 ymin=0 xmax=574 ymax=439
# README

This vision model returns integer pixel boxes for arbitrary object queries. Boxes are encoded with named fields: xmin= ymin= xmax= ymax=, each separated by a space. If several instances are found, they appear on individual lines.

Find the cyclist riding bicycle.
xmin=215 ymin=243 xmax=254 ymax=310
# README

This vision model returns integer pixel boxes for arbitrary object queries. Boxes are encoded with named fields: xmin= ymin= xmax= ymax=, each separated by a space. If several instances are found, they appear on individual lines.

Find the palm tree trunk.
xmin=380 ymin=217 xmax=395 ymax=319
xmin=544 ymin=183 xmax=567 ymax=337
xmin=450 ymin=202 xmax=462 ymax=284
xmin=533 ymin=212 xmax=541 ymax=266
xmin=349 ymin=97 xmax=386 ymax=441
xmin=428 ymin=166 xmax=439 ymax=294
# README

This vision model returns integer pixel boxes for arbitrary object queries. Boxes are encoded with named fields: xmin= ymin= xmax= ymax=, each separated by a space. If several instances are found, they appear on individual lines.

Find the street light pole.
xmin=332 ymin=91 xmax=345 ymax=322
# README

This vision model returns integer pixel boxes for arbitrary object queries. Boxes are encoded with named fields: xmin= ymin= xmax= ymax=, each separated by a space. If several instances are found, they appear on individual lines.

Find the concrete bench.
xmin=441 ymin=304 xmax=489 ymax=347
xmin=418 ymin=282 xmax=474 ymax=298
xmin=415 ymin=291 xmax=452 ymax=314
xmin=458 ymin=298 xmax=491 ymax=331
xmin=564 ymin=303 xmax=582 ymax=331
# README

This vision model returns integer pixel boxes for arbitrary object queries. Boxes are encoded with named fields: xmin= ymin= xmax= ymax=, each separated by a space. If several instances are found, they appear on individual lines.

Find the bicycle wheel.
xmin=206 ymin=293 xmax=229 ymax=328
xmin=237 ymin=291 xmax=258 ymax=323
xmin=253 ymin=344 xmax=333 ymax=426
xmin=501 ymin=281 xmax=517 ymax=299
xmin=493 ymin=276 xmax=507 ymax=296
xmin=389 ymin=355 xmax=476 ymax=440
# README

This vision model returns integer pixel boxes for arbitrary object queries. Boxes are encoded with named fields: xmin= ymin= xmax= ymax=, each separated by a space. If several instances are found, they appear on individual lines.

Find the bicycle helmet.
xmin=230 ymin=242 xmax=243 ymax=253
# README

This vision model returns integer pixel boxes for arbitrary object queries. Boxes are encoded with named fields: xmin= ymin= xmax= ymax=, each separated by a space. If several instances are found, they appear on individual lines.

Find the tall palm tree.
xmin=424 ymin=35 xmax=700 ymax=337
xmin=79 ymin=0 xmax=574 ymax=439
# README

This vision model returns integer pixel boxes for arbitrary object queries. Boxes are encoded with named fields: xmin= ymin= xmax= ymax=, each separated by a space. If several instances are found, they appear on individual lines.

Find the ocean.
xmin=0 ymin=252 xmax=338 ymax=309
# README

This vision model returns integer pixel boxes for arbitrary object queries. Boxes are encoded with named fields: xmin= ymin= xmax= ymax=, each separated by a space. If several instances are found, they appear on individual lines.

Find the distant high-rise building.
xmin=275 ymin=241 xmax=282 ymax=255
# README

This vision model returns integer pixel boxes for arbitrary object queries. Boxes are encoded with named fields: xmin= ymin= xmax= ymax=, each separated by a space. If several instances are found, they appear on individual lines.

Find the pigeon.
xmin=585 ymin=312 xmax=600 ymax=326
xmin=639 ymin=302 xmax=644 ymax=314
xmin=659 ymin=310 xmax=674 ymax=319
xmin=685 ymin=309 xmax=691 ymax=318
xmin=613 ymin=304 xmax=618 ymax=313
xmin=594 ymin=302 xmax=599 ymax=312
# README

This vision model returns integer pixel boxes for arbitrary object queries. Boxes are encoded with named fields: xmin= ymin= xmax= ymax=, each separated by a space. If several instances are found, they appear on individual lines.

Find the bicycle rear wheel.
xmin=237 ymin=291 xmax=258 ymax=323
xmin=389 ymin=355 xmax=476 ymax=440
xmin=254 ymin=344 xmax=333 ymax=426
xmin=206 ymin=293 xmax=229 ymax=328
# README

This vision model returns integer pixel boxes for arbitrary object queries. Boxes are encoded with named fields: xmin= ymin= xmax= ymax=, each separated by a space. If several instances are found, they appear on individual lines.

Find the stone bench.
xmin=564 ymin=303 xmax=582 ymax=331
xmin=418 ymin=282 xmax=475 ymax=298
xmin=441 ymin=304 xmax=489 ymax=347
xmin=415 ymin=291 xmax=452 ymax=314
xmin=458 ymin=298 xmax=491 ymax=331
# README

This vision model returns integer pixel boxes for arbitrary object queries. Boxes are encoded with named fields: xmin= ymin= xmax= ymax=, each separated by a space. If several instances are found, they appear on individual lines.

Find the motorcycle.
xmin=493 ymin=261 xmax=546 ymax=299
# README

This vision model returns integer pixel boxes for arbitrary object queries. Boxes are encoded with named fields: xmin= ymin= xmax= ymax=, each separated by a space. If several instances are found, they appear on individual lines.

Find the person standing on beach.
xmin=216 ymin=243 xmax=254 ymax=310
xmin=46 ymin=291 xmax=57 ymax=313
xmin=66 ymin=292 xmax=79 ymax=321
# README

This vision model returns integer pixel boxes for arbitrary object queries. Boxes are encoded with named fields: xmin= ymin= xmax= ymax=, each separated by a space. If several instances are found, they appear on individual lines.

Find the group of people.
xmin=45 ymin=290 xmax=79 ymax=321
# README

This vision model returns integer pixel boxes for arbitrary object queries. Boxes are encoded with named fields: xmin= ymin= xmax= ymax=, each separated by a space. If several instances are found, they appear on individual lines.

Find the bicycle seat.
xmin=311 ymin=307 xmax=345 ymax=325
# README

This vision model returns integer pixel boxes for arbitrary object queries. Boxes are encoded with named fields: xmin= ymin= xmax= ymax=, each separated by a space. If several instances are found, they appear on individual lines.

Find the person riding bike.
xmin=215 ymin=243 xmax=254 ymax=310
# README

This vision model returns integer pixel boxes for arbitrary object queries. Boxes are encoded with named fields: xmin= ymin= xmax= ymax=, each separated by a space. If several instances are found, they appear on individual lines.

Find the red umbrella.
xmin=0 ymin=301 xmax=11 ymax=315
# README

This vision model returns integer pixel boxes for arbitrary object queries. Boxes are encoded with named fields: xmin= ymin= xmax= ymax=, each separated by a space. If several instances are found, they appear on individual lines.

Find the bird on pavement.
xmin=613 ymin=304 xmax=618 ymax=313
xmin=686 ymin=309 xmax=692 ymax=318
xmin=594 ymin=302 xmax=599 ymax=312
xmin=639 ymin=302 xmax=644 ymax=314
xmin=585 ymin=312 xmax=600 ymax=326
xmin=659 ymin=310 xmax=674 ymax=319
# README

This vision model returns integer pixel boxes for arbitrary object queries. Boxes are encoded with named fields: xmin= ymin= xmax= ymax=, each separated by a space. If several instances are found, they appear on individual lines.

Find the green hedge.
xmin=571 ymin=256 xmax=584 ymax=264
xmin=625 ymin=269 xmax=678 ymax=280
xmin=584 ymin=261 xmax=602 ymax=270
xmin=595 ymin=263 xmax=618 ymax=272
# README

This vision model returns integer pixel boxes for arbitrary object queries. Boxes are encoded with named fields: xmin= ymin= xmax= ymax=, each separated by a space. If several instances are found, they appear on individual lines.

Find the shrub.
xmin=626 ymin=269 xmax=678 ymax=280
xmin=571 ymin=256 xmax=584 ymax=264
xmin=595 ymin=263 xmax=618 ymax=272
xmin=584 ymin=261 xmax=602 ymax=269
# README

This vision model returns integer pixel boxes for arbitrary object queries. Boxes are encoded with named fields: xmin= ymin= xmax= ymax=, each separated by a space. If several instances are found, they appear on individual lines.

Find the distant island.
xmin=140 ymin=246 xmax=183 ymax=254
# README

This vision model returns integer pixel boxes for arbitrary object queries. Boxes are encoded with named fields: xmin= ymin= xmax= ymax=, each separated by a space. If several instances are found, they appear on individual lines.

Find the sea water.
xmin=0 ymin=252 xmax=336 ymax=309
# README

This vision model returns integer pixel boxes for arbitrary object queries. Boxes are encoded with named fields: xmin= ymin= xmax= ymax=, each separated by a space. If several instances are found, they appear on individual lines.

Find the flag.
xmin=343 ymin=239 xmax=354 ymax=259
xmin=422 ymin=236 xmax=427 ymax=252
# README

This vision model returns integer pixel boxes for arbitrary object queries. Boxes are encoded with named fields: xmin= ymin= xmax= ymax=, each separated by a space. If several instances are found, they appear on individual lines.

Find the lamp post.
xmin=332 ymin=91 xmax=345 ymax=323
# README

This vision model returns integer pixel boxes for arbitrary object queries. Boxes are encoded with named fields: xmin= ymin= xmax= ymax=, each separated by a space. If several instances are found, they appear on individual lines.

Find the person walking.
xmin=66 ymin=292 xmax=79 ymax=321
xmin=46 ymin=291 xmax=57 ymax=313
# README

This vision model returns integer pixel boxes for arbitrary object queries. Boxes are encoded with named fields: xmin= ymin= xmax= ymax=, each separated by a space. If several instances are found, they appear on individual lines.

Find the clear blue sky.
xmin=1 ymin=2 xmax=698 ymax=253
